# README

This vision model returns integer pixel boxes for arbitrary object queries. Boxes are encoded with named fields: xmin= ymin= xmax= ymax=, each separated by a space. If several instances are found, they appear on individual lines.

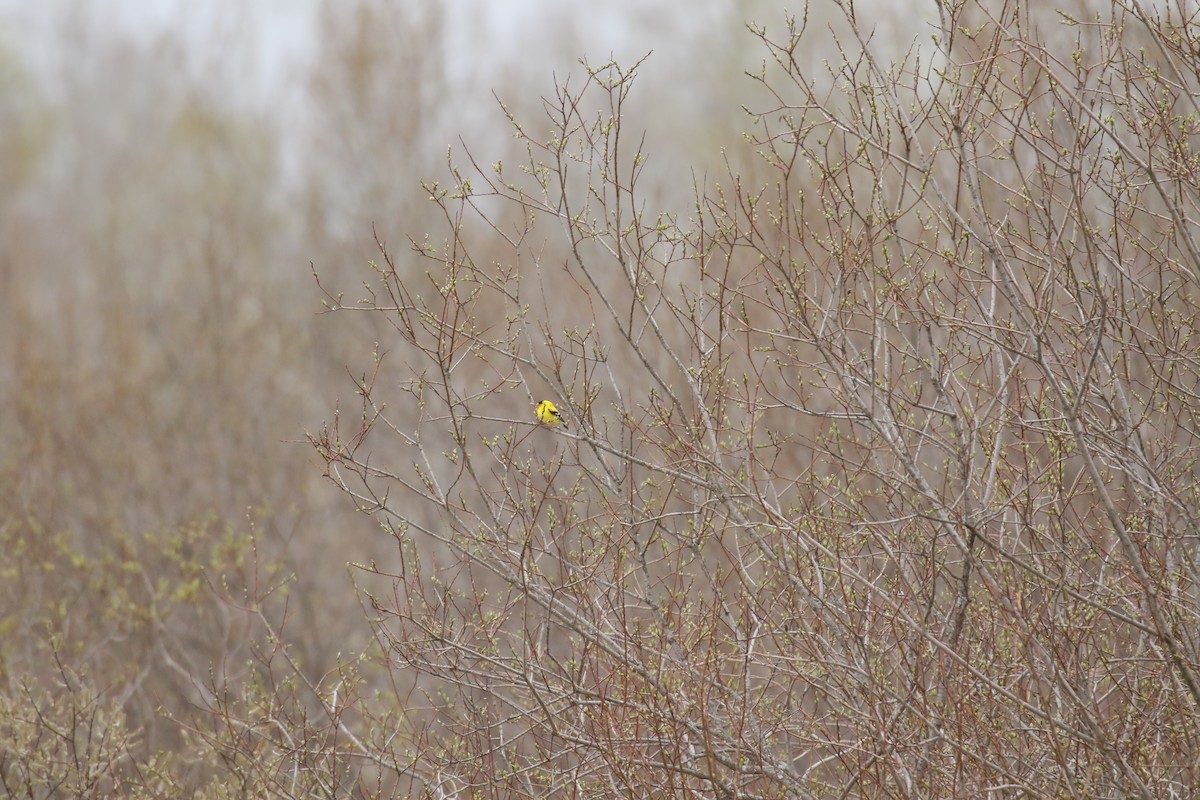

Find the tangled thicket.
xmin=306 ymin=2 xmax=1200 ymax=797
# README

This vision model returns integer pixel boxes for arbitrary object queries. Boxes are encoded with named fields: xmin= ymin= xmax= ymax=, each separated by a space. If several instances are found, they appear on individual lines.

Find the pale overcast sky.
xmin=0 ymin=1 xmax=736 ymax=100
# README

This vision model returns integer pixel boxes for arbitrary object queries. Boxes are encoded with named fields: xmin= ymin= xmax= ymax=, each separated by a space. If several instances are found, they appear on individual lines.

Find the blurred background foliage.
xmin=0 ymin=0 xmax=834 ymax=791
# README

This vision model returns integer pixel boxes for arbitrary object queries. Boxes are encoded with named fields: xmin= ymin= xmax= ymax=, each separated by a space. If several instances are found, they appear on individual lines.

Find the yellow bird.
xmin=535 ymin=400 xmax=567 ymax=429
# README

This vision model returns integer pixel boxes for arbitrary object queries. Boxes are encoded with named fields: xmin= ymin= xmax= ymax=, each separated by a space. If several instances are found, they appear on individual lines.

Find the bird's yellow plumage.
xmin=535 ymin=400 xmax=566 ymax=429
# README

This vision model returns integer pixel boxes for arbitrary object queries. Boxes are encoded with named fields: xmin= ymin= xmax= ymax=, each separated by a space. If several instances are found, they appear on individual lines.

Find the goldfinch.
xmin=535 ymin=400 xmax=566 ymax=429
